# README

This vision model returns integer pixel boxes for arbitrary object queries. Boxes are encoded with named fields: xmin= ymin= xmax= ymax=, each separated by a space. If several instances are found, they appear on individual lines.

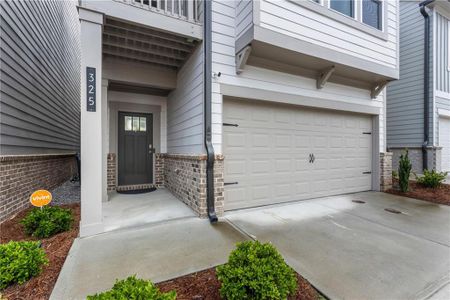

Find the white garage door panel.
xmin=439 ymin=118 xmax=450 ymax=172
xmin=223 ymin=99 xmax=372 ymax=210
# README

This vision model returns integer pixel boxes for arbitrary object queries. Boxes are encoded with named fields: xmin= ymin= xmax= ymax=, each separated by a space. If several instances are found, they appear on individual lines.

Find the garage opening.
xmin=223 ymin=98 xmax=373 ymax=210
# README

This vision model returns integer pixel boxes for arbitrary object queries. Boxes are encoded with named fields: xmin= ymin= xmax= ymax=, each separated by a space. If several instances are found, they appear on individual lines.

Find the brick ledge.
xmin=0 ymin=153 xmax=77 ymax=162
xmin=158 ymin=153 xmax=224 ymax=161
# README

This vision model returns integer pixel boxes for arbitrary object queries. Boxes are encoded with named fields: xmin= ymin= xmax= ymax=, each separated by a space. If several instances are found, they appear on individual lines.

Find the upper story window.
xmin=330 ymin=0 xmax=354 ymax=18
xmin=306 ymin=0 xmax=385 ymax=35
xmin=362 ymin=0 xmax=382 ymax=30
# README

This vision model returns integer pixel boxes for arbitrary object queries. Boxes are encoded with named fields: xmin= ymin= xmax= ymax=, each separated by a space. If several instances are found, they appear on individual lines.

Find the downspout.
xmin=419 ymin=0 xmax=434 ymax=171
xmin=204 ymin=0 xmax=218 ymax=222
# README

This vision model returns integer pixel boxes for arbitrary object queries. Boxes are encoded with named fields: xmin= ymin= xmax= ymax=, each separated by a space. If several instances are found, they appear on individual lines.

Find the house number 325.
xmin=86 ymin=67 xmax=96 ymax=112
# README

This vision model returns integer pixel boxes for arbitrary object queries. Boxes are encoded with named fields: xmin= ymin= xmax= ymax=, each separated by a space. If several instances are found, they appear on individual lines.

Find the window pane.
xmin=330 ymin=0 xmax=354 ymax=17
xmin=125 ymin=116 xmax=132 ymax=131
xmin=363 ymin=0 xmax=381 ymax=30
xmin=139 ymin=117 xmax=147 ymax=132
xmin=132 ymin=117 xmax=139 ymax=131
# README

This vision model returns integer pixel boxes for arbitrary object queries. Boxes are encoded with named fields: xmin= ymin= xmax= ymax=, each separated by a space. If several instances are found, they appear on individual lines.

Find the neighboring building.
xmin=0 ymin=0 xmax=80 ymax=222
xmin=387 ymin=0 xmax=450 ymax=173
xmin=78 ymin=0 xmax=399 ymax=237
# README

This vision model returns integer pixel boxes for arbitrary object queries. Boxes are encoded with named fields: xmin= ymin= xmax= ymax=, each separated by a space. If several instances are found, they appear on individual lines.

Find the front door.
xmin=118 ymin=112 xmax=153 ymax=186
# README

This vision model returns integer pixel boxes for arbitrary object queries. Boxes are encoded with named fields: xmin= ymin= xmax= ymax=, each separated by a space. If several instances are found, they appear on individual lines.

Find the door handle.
xmin=309 ymin=153 xmax=315 ymax=163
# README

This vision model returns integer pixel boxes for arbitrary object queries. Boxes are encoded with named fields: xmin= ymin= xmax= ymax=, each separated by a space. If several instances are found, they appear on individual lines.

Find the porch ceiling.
xmin=103 ymin=18 xmax=198 ymax=70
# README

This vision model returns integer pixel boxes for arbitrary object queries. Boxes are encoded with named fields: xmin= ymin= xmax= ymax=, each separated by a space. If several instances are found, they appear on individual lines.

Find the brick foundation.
xmin=390 ymin=147 xmax=443 ymax=173
xmin=0 ymin=154 xmax=77 ymax=222
xmin=155 ymin=153 xmax=164 ymax=187
xmin=380 ymin=152 xmax=393 ymax=191
xmin=107 ymin=153 xmax=116 ymax=192
xmin=162 ymin=154 xmax=224 ymax=218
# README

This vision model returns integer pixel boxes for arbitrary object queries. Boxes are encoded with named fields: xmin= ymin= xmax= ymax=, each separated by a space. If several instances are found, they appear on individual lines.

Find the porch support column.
xmin=79 ymin=8 xmax=104 ymax=237
xmin=102 ymin=79 xmax=109 ymax=202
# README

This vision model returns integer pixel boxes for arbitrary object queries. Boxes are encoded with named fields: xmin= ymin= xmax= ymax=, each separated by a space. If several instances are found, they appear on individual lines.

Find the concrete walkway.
xmin=226 ymin=192 xmax=450 ymax=300
xmin=51 ymin=218 xmax=247 ymax=300
xmin=103 ymin=189 xmax=195 ymax=232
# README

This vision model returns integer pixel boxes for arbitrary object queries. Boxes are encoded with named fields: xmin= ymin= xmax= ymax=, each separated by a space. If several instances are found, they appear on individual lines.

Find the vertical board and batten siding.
xmin=435 ymin=12 xmax=449 ymax=93
xmin=166 ymin=44 xmax=205 ymax=154
xmin=386 ymin=1 xmax=433 ymax=148
xmin=0 ymin=0 xmax=80 ymax=155
xmin=211 ymin=0 xmax=387 ymax=155
xmin=258 ymin=0 xmax=398 ymax=69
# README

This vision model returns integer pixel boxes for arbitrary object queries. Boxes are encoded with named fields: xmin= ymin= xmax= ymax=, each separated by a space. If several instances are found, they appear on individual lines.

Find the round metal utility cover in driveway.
xmin=223 ymin=98 xmax=373 ymax=210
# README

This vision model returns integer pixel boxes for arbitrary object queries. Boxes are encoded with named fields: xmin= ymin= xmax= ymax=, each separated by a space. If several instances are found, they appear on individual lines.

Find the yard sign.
xmin=30 ymin=190 xmax=52 ymax=207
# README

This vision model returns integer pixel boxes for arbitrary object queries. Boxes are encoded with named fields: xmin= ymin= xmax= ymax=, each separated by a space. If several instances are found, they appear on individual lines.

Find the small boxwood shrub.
xmin=416 ymin=169 xmax=448 ymax=188
xmin=398 ymin=149 xmax=412 ymax=193
xmin=87 ymin=276 xmax=176 ymax=300
xmin=21 ymin=206 xmax=73 ymax=238
xmin=216 ymin=241 xmax=297 ymax=300
xmin=0 ymin=241 xmax=48 ymax=290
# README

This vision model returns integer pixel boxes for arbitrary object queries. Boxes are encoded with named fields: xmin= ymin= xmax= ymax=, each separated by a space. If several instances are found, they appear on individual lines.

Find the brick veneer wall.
xmin=390 ymin=147 xmax=443 ymax=173
xmin=155 ymin=153 xmax=164 ymax=187
xmin=380 ymin=152 xmax=393 ymax=191
xmin=162 ymin=154 xmax=224 ymax=218
xmin=107 ymin=153 xmax=116 ymax=192
xmin=0 ymin=154 xmax=77 ymax=222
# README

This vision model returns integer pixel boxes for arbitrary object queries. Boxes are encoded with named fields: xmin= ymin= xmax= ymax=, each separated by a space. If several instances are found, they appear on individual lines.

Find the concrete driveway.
xmin=226 ymin=192 xmax=450 ymax=300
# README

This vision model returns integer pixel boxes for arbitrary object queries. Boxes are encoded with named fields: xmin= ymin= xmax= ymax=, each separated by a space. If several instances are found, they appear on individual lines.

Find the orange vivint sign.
xmin=30 ymin=190 xmax=52 ymax=207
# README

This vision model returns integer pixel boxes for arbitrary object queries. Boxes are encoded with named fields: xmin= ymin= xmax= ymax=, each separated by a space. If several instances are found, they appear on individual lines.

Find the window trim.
xmin=292 ymin=0 xmax=388 ymax=41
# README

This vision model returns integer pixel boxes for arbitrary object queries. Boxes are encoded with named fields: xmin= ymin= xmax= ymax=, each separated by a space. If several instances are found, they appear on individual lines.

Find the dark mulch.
xmin=157 ymin=268 xmax=323 ymax=300
xmin=0 ymin=203 xmax=80 ymax=300
xmin=386 ymin=179 xmax=450 ymax=206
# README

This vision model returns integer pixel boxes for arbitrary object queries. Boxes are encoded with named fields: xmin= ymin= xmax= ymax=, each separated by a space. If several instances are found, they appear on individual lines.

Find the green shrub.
xmin=216 ymin=241 xmax=297 ymax=300
xmin=0 ymin=241 xmax=48 ymax=290
xmin=21 ymin=206 xmax=73 ymax=238
xmin=398 ymin=149 xmax=412 ymax=193
xmin=416 ymin=169 xmax=448 ymax=188
xmin=87 ymin=276 xmax=176 ymax=300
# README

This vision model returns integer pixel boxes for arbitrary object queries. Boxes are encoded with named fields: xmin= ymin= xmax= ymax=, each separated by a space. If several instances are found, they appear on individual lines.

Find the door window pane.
xmin=125 ymin=116 xmax=132 ymax=131
xmin=330 ymin=0 xmax=354 ymax=17
xmin=363 ymin=0 xmax=382 ymax=30
xmin=132 ymin=117 xmax=139 ymax=131
xmin=139 ymin=117 xmax=147 ymax=132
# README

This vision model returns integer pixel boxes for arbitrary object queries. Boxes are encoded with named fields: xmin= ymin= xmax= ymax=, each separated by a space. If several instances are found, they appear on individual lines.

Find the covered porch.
xmin=78 ymin=2 xmax=205 ymax=236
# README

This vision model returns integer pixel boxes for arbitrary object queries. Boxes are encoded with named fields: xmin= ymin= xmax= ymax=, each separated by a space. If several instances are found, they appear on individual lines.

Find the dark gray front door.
xmin=118 ymin=112 xmax=153 ymax=186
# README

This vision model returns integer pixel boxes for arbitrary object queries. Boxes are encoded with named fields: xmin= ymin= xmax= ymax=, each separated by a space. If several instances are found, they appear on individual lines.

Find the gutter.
xmin=419 ymin=0 xmax=435 ymax=171
xmin=204 ymin=0 xmax=218 ymax=223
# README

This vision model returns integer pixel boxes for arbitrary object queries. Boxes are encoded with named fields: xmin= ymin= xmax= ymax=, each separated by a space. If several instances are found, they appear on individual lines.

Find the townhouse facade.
xmin=387 ymin=0 xmax=450 ymax=173
xmin=78 ymin=0 xmax=399 ymax=237
xmin=0 ymin=0 xmax=80 ymax=222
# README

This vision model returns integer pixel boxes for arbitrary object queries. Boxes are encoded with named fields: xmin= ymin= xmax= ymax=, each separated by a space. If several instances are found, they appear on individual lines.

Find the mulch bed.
xmin=0 ymin=203 xmax=80 ymax=300
xmin=157 ymin=268 xmax=323 ymax=300
xmin=386 ymin=180 xmax=450 ymax=206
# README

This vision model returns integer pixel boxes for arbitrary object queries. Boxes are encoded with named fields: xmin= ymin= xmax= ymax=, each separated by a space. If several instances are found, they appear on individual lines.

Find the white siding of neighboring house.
xmin=0 ymin=0 xmax=80 ymax=155
xmin=259 ymin=0 xmax=397 ymax=69
xmin=167 ymin=44 xmax=205 ymax=154
xmin=434 ymin=11 xmax=449 ymax=148
xmin=211 ymin=0 xmax=387 ymax=155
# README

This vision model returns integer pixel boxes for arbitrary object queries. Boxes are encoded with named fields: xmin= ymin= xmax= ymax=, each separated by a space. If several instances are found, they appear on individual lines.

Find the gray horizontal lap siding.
xmin=0 ymin=0 xmax=80 ymax=155
xmin=387 ymin=1 xmax=433 ymax=149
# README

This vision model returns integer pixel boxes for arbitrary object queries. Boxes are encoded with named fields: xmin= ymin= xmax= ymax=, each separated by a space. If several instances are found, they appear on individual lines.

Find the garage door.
xmin=223 ymin=99 xmax=373 ymax=210
xmin=439 ymin=117 xmax=450 ymax=172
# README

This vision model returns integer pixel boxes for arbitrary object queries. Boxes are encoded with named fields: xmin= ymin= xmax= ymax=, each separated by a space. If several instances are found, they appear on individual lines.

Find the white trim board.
xmin=438 ymin=108 xmax=450 ymax=118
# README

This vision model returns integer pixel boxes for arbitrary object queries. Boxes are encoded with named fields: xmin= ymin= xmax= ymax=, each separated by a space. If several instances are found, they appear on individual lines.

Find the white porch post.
xmin=102 ymin=79 xmax=109 ymax=202
xmin=79 ymin=8 xmax=104 ymax=237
